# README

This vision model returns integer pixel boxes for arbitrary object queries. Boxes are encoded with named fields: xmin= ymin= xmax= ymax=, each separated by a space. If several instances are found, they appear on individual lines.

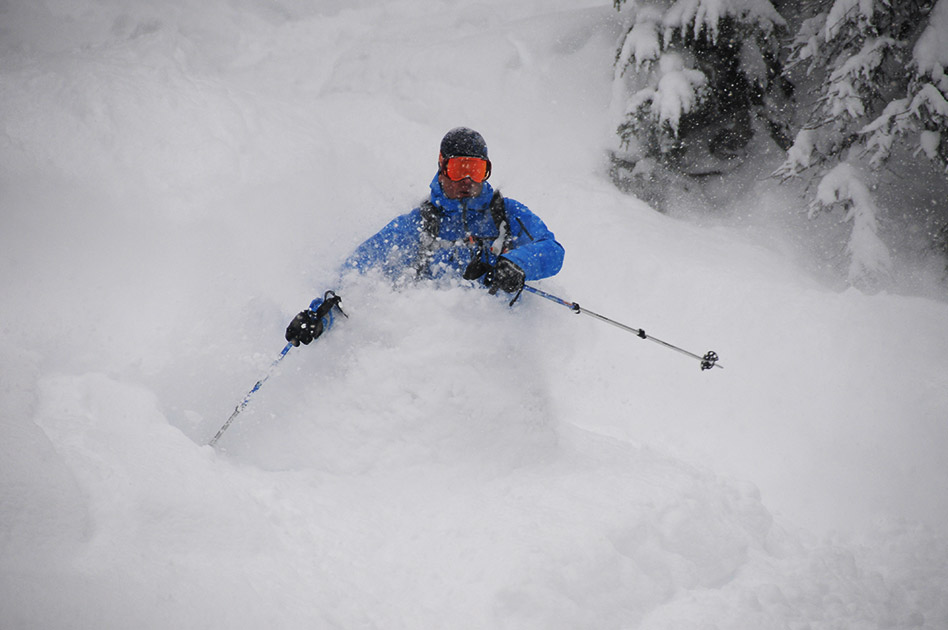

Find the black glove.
xmin=285 ymin=291 xmax=346 ymax=347
xmin=285 ymin=309 xmax=324 ymax=346
xmin=462 ymin=259 xmax=493 ymax=282
xmin=487 ymin=258 xmax=526 ymax=295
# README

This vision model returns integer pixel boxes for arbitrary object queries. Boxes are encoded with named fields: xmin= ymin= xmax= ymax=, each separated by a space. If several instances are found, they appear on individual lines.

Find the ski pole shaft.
xmin=522 ymin=284 xmax=723 ymax=370
xmin=208 ymin=342 xmax=293 ymax=447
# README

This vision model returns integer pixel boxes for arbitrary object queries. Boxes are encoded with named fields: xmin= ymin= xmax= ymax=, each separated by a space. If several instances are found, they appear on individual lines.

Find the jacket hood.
xmin=429 ymin=174 xmax=494 ymax=214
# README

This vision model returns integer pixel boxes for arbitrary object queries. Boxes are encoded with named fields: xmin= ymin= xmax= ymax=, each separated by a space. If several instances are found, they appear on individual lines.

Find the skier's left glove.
xmin=487 ymin=258 xmax=526 ymax=295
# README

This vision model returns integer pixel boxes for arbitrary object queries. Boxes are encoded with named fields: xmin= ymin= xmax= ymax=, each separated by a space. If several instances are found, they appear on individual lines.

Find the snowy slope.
xmin=2 ymin=0 xmax=948 ymax=628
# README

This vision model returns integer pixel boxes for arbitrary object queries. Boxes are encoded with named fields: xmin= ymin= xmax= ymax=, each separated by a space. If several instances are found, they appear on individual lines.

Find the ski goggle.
xmin=440 ymin=154 xmax=491 ymax=183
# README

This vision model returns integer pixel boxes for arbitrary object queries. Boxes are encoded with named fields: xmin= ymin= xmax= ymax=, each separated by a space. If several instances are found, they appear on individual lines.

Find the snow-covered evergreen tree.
xmin=775 ymin=0 xmax=948 ymax=285
xmin=612 ymin=0 xmax=793 ymax=179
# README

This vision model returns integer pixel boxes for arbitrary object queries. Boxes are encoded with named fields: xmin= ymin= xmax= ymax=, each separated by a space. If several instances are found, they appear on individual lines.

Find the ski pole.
xmin=208 ymin=342 xmax=293 ymax=447
xmin=208 ymin=291 xmax=347 ymax=447
xmin=522 ymin=284 xmax=723 ymax=371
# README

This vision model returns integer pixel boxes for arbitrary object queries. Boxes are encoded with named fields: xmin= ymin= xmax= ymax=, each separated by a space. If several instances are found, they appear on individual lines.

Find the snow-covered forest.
xmin=2 ymin=0 xmax=948 ymax=628
xmin=612 ymin=0 xmax=948 ymax=289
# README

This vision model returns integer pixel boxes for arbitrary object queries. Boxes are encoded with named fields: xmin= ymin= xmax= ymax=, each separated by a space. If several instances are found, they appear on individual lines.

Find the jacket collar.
xmin=429 ymin=174 xmax=494 ymax=213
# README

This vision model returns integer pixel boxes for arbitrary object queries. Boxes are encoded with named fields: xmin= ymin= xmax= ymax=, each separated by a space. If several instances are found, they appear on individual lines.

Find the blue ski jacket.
xmin=343 ymin=176 xmax=564 ymax=283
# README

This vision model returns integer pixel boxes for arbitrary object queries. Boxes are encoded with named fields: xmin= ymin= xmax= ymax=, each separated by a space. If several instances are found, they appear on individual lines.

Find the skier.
xmin=285 ymin=127 xmax=565 ymax=347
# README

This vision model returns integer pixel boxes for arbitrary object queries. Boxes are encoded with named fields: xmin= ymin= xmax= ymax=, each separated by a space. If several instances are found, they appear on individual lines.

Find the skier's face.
xmin=439 ymin=172 xmax=483 ymax=199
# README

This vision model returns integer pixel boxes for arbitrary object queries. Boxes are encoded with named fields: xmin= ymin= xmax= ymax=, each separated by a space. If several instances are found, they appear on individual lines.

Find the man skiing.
xmin=285 ymin=127 xmax=565 ymax=347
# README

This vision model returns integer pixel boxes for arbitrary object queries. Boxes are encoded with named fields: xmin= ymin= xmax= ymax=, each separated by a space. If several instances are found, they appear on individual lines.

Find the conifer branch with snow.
xmin=812 ymin=162 xmax=893 ymax=285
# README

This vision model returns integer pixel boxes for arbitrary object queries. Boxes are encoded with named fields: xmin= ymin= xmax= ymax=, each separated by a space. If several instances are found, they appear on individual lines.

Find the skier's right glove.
xmin=285 ymin=291 xmax=345 ymax=347
xmin=285 ymin=309 xmax=324 ymax=346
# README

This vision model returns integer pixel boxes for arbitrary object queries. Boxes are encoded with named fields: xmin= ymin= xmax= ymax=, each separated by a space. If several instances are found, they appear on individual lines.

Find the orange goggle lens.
xmin=442 ymin=156 xmax=491 ymax=183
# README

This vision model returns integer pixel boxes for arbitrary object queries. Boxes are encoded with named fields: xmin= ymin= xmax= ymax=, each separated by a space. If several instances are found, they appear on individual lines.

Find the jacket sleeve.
xmin=499 ymin=198 xmax=565 ymax=281
xmin=342 ymin=209 xmax=425 ymax=276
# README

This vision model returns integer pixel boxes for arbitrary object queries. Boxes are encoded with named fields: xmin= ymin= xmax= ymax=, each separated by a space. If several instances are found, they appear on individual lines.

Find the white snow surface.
xmin=2 ymin=1 xmax=948 ymax=628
